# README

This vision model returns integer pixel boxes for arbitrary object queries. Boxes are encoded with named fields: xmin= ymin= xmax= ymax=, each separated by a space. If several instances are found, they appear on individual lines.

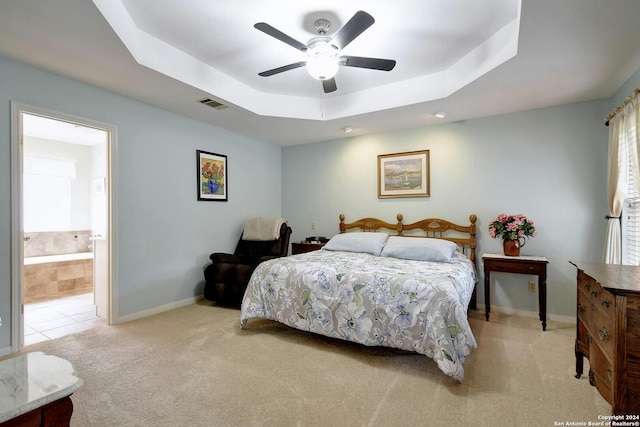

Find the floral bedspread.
xmin=240 ymin=250 xmax=478 ymax=381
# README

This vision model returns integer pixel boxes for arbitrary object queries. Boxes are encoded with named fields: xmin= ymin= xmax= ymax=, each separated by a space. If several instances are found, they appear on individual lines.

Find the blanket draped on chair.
xmin=242 ymin=217 xmax=287 ymax=241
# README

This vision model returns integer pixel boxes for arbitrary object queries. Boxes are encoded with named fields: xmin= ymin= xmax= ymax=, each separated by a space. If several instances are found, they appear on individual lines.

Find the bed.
xmin=240 ymin=213 xmax=478 ymax=381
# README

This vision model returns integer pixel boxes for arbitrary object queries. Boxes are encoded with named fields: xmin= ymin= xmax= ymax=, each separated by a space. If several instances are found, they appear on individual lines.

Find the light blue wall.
xmin=282 ymin=100 xmax=610 ymax=319
xmin=0 ymin=57 xmax=282 ymax=351
xmin=2 ymin=54 xmax=638 ymax=351
xmin=608 ymin=66 xmax=640 ymax=114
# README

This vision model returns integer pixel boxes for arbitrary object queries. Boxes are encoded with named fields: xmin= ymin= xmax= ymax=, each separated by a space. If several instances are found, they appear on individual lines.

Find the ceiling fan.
xmin=254 ymin=10 xmax=396 ymax=93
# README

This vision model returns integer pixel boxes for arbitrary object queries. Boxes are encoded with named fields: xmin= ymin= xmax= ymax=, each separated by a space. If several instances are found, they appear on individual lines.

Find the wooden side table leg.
xmin=539 ymin=276 xmax=547 ymax=331
xmin=484 ymin=271 xmax=491 ymax=321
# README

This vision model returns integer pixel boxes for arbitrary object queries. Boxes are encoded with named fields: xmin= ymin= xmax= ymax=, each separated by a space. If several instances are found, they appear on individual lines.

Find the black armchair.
xmin=203 ymin=222 xmax=292 ymax=307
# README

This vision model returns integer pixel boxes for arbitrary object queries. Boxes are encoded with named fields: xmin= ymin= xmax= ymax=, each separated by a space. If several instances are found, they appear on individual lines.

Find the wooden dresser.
xmin=571 ymin=261 xmax=640 ymax=414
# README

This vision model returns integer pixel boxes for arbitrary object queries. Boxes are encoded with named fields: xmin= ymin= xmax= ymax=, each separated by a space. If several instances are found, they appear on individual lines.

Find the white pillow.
xmin=380 ymin=236 xmax=457 ymax=262
xmin=322 ymin=232 xmax=389 ymax=256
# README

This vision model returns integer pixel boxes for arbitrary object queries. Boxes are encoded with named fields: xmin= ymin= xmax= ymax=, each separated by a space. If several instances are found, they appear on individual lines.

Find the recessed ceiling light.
xmin=434 ymin=112 xmax=446 ymax=118
xmin=343 ymin=127 xmax=353 ymax=133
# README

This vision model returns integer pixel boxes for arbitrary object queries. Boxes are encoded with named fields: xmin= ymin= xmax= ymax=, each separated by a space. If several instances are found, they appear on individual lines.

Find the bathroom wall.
xmin=23 ymin=136 xmax=92 ymax=232
xmin=22 ymin=132 xmax=95 ymax=302
xmin=23 ymin=230 xmax=92 ymax=257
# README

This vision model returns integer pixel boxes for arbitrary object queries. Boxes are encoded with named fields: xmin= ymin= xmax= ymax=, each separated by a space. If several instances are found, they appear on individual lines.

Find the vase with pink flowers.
xmin=488 ymin=214 xmax=536 ymax=256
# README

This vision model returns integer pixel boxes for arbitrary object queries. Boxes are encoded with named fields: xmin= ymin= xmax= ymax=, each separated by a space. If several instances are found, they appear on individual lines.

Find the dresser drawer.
xmin=486 ymin=260 xmax=546 ymax=276
xmin=590 ymin=340 xmax=613 ymax=404
xmin=576 ymin=318 xmax=590 ymax=357
xmin=578 ymin=270 xmax=594 ymax=293
xmin=594 ymin=285 xmax=615 ymax=318
xmin=577 ymin=286 xmax=591 ymax=319
xmin=586 ymin=305 xmax=614 ymax=358
xmin=579 ymin=272 xmax=615 ymax=319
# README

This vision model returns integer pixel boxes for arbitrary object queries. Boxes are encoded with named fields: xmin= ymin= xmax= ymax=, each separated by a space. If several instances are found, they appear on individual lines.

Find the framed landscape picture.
xmin=197 ymin=150 xmax=227 ymax=201
xmin=378 ymin=150 xmax=430 ymax=198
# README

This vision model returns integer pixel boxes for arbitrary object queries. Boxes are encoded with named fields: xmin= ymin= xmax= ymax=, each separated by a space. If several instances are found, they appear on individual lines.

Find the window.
xmin=608 ymin=88 xmax=639 ymax=265
xmin=622 ymin=158 xmax=640 ymax=265
xmin=23 ymin=156 xmax=76 ymax=232
xmin=622 ymin=199 xmax=640 ymax=265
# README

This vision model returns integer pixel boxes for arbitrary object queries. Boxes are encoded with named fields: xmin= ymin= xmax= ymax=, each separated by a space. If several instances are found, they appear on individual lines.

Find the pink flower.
xmin=488 ymin=213 xmax=536 ymax=241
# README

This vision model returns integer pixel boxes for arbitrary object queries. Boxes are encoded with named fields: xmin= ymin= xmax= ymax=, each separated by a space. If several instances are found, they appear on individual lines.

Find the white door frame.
xmin=10 ymin=102 xmax=118 ymax=352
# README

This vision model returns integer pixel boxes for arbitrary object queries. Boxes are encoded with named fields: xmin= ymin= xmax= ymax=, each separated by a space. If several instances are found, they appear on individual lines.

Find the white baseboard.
xmin=114 ymin=296 xmax=203 ymax=324
xmin=475 ymin=304 xmax=575 ymax=325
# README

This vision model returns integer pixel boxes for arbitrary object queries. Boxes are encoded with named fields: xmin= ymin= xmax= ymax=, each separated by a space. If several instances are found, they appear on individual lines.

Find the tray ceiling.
xmin=1 ymin=0 xmax=640 ymax=145
xmin=95 ymin=0 xmax=521 ymax=120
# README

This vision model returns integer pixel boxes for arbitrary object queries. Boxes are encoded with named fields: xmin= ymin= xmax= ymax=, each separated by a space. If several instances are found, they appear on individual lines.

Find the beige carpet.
xmin=14 ymin=302 xmax=609 ymax=426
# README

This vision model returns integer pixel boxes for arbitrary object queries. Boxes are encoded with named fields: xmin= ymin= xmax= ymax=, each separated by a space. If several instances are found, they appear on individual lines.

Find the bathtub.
xmin=24 ymin=252 xmax=94 ymax=265
xmin=23 ymin=252 xmax=94 ymax=302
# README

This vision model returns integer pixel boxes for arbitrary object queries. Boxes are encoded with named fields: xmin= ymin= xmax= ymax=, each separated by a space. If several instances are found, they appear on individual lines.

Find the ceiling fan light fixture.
xmin=306 ymin=40 xmax=339 ymax=80
xmin=255 ymin=11 xmax=394 ymax=93
xmin=307 ymin=57 xmax=339 ymax=80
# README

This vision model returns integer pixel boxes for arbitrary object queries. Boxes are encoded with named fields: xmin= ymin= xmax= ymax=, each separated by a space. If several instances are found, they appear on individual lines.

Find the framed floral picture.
xmin=197 ymin=150 xmax=227 ymax=201
xmin=378 ymin=150 xmax=430 ymax=198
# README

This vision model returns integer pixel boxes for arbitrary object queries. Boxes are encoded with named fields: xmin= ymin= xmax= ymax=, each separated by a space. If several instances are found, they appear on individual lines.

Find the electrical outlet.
xmin=311 ymin=221 xmax=317 ymax=230
xmin=528 ymin=281 xmax=536 ymax=292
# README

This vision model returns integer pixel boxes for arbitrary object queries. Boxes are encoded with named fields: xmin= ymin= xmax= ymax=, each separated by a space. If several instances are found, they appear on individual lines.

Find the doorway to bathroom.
xmin=13 ymin=106 xmax=114 ymax=348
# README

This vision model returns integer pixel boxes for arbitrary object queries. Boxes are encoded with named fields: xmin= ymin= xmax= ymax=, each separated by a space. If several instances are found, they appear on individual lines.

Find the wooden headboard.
xmin=400 ymin=215 xmax=478 ymax=267
xmin=339 ymin=213 xmax=403 ymax=235
xmin=338 ymin=213 xmax=478 ymax=310
xmin=338 ymin=213 xmax=477 ymax=265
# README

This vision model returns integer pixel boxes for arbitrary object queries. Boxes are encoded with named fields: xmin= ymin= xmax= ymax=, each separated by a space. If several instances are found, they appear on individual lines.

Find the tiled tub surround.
xmin=23 ymin=254 xmax=93 ymax=303
xmin=23 ymin=231 xmax=94 ymax=303
xmin=23 ymin=230 xmax=92 ymax=258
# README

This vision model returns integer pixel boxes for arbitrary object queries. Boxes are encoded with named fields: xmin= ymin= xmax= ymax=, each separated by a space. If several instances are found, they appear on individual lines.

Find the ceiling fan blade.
xmin=254 ymin=23 xmax=308 ymax=52
xmin=331 ymin=11 xmax=375 ymax=50
xmin=322 ymin=78 xmax=337 ymax=93
xmin=258 ymin=61 xmax=307 ymax=77
xmin=341 ymin=56 xmax=396 ymax=71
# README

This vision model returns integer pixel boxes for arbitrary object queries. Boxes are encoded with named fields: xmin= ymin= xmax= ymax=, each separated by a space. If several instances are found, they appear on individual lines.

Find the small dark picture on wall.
xmin=197 ymin=150 xmax=227 ymax=201
xmin=378 ymin=150 xmax=430 ymax=198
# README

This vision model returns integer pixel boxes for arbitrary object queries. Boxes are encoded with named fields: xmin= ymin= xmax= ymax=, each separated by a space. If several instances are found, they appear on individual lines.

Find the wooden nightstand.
xmin=482 ymin=253 xmax=549 ymax=331
xmin=292 ymin=242 xmax=326 ymax=255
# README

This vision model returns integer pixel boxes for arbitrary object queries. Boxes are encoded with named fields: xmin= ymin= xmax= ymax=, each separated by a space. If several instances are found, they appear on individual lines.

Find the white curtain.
xmin=604 ymin=90 xmax=640 ymax=263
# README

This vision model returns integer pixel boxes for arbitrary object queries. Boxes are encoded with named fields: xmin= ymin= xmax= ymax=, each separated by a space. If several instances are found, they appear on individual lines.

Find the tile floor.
xmin=23 ymin=293 xmax=106 ymax=346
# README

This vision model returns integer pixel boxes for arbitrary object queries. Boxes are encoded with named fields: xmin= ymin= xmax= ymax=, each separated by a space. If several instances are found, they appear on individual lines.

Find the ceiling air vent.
xmin=198 ymin=98 xmax=228 ymax=110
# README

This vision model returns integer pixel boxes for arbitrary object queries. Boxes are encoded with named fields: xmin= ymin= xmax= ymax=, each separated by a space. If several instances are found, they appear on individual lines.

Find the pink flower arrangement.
xmin=488 ymin=214 xmax=536 ymax=241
